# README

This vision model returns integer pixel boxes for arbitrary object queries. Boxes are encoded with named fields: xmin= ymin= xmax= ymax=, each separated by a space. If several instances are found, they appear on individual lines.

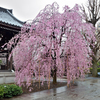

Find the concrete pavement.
xmin=2 ymin=77 xmax=100 ymax=100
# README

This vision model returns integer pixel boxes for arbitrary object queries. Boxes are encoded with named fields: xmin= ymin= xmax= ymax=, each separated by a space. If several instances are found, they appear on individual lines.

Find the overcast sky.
xmin=0 ymin=0 xmax=87 ymax=22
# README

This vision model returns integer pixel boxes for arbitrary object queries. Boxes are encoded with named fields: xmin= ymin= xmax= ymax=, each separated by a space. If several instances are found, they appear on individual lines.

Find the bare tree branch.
xmin=81 ymin=0 xmax=100 ymax=27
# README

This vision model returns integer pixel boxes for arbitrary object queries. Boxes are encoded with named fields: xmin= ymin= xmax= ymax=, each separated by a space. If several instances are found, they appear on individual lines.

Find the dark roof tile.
xmin=0 ymin=7 xmax=24 ymax=27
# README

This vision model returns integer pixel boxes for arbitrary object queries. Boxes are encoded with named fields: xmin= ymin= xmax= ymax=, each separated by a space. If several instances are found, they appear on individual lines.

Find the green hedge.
xmin=90 ymin=68 xmax=100 ymax=73
xmin=0 ymin=84 xmax=23 ymax=99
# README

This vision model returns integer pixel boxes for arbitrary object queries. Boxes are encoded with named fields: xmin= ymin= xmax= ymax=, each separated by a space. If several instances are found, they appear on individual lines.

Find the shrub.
xmin=0 ymin=86 xmax=4 ymax=98
xmin=3 ymin=84 xmax=13 ymax=98
xmin=10 ymin=84 xmax=23 ymax=96
xmin=0 ymin=84 xmax=23 ymax=99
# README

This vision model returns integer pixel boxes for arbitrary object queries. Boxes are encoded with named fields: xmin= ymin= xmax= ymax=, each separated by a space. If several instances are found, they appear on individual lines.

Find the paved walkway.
xmin=3 ymin=77 xmax=100 ymax=100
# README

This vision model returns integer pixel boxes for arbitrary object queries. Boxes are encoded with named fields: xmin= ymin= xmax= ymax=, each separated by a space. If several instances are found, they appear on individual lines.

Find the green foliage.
xmin=90 ymin=68 xmax=92 ymax=73
xmin=0 ymin=86 xmax=4 ymax=98
xmin=90 ymin=68 xmax=100 ymax=73
xmin=97 ymin=61 xmax=100 ymax=66
xmin=97 ymin=68 xmax=100 ymax=72
xmin=0 ymin=84 xmax=23 ymax=99
xmin=10 ymin=84 xmax=23 ymax=96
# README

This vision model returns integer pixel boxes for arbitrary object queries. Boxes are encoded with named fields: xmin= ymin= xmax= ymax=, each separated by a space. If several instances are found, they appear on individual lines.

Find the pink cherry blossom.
xmin=6 ymin=2 xmax=96 ymax=88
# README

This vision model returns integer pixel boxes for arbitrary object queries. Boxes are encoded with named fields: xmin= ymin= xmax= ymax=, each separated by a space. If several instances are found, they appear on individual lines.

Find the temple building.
xmin=0 ymin=7 xmax=24 ymax=71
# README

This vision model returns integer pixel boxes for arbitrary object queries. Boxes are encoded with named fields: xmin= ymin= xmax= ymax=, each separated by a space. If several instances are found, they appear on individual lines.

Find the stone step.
xmin=0 ymin=72 xmax=15 ymax=84
xmin=0 ymin=72 xmax=15 ymax=77
xmin=0 ymin=70 xmax=11 ymax=72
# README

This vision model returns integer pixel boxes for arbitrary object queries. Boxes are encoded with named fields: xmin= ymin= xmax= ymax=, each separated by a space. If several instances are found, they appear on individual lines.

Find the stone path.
xmin=3 ymin=77 xmax=100 ymax=100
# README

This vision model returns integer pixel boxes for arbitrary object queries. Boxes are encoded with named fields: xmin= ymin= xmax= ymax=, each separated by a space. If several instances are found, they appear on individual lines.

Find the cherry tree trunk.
xmin=53 ymin=58 xmax=57 ymax=84
xmin=53 ymin=69 xmax=57 ymax=84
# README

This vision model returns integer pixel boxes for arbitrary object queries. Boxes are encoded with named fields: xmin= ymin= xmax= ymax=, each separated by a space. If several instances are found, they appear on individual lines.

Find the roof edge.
xmin=0 ymin=7 xmax=25 ymax=26
xmin=7 ymin=10 xmax=24 ymax=25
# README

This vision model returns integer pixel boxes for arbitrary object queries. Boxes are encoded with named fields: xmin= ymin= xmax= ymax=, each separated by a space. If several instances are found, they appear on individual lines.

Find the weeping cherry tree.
xmin=6 ymin=2 xmax=96 ymax=89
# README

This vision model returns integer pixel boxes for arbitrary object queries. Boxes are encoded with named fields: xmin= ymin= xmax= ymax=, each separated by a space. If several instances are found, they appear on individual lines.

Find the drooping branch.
xmin=6 ymin=2 xmax=96 ymax=88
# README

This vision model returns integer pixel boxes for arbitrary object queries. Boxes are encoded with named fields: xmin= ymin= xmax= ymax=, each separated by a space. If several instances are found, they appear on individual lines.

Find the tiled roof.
xmin=0 ymin=7 xmax=24 ymax=27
